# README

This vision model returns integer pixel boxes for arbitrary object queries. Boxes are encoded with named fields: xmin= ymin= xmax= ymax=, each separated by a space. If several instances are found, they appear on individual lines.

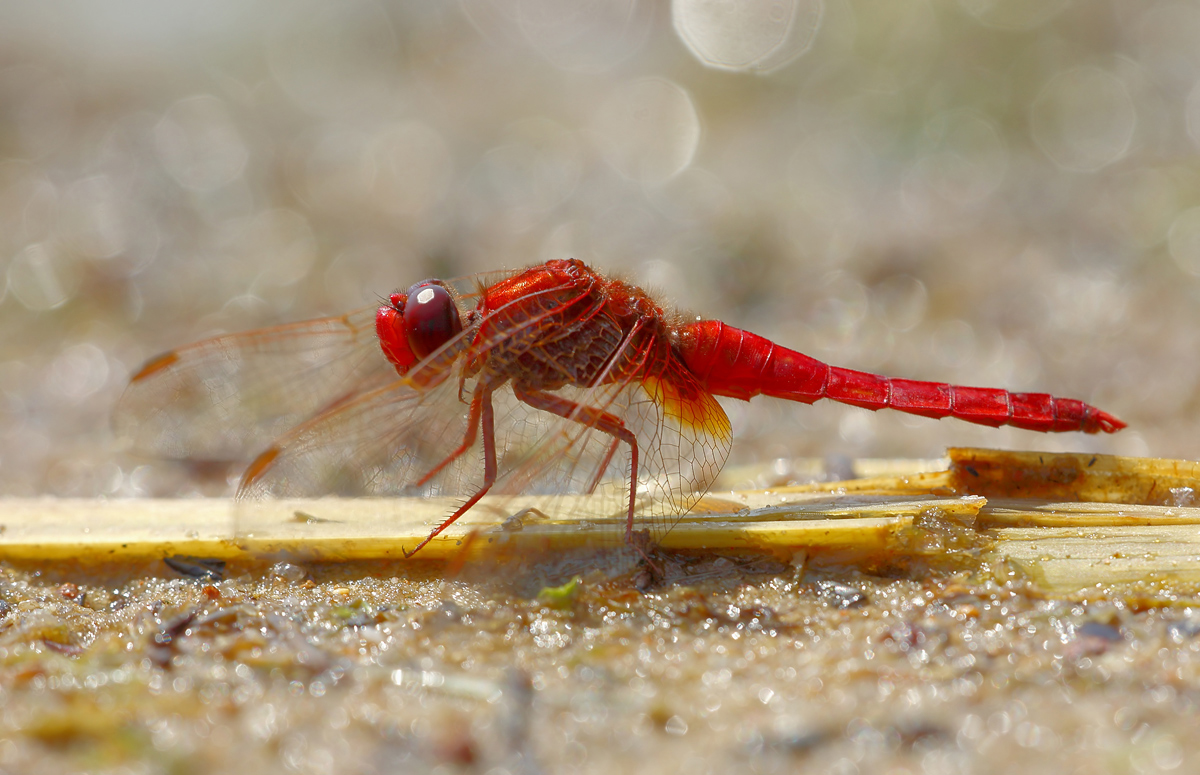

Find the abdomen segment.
xmin=675 ymin=320 xmax=1124 ymax=434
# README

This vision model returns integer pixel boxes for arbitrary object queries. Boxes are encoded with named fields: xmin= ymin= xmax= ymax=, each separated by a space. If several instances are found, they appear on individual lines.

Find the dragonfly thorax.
xmin=474 ymin=265 xmax=670 ymax=393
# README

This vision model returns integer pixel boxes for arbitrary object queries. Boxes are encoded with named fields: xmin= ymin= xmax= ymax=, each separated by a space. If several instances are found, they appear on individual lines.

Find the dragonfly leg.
xmin=586 ymin=437 xmax=622 ymax=495
xmin=512 ymin=386 xmax=642 ymax=547
xmin=415 ymin=381 xmax=489 ymax=488
xmin=404 ymin=381 xmax=499 ymax=558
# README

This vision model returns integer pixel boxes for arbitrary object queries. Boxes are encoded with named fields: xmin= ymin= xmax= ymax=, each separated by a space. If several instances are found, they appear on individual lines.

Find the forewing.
xmin=235 ymin=365 xmax=483 ymax=500
xmin=114 ymin=306 xmax=393 ymax=462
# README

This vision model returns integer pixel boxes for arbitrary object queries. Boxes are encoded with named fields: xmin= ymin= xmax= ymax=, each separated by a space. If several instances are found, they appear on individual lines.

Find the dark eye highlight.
xmin=404 ymin=281 xmax=462 ymax=359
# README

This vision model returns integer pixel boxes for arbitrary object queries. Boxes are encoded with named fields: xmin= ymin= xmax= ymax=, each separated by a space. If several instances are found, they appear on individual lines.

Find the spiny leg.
xmin=512 ymin=385 xmax=644 ymax=549
xmin=519 ymin=315 xmax=653 ymax=501
xmin=586 ymin=437 xmax=622 ymax=495
xmin=404 ymin=380 xmax=499 ymax=558
xmin=415 ymin=382 xmax=488 ymax=488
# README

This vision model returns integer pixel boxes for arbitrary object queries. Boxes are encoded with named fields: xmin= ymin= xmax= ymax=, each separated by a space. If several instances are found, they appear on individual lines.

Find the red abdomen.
xmin=675 ymin=320 xmax=1124 ymax=434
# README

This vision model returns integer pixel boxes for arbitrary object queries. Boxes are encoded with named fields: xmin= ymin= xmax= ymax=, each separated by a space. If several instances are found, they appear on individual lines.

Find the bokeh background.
xmin=1 ymin=0 xmax=1195 ymax=498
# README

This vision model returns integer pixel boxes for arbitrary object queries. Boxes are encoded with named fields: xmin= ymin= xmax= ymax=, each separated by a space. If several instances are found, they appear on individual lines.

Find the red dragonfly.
xmin=116 ymin=258 xmax=1124 ymax=557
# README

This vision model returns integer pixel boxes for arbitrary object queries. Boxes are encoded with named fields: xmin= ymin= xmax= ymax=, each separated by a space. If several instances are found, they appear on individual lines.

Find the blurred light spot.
xmin=1136 ymin=4 xmax=1200 ymax=93
xmin=7 ymin=243 xmax=80 ymax=310
xmin=0 ymin=3 xmax=258 ymax=61
xmin=871 ymin=275 xmax=927 ymax=332
xmin=808 ymin=272 xmax=869 ymax=352
xmin=1152 ymin=733 xmax=1185 ymax=771
xmin=663 ymin=714 xmax=688 ymax=736
xmin=45 ymin=458 xmax=100 ymax=497
xmin=850 ymin=317 xmax=894 ymax=370
xmin=22 ymin=177 xmax=59 ymax=245
xmin=237 ymin=209 xmax=318 ymax=289
xmin=1002 ymin=338 xmax=1043 ymax=389
xmin=902 ymin=110 xmax=1007 ymax=223
xmin=589 ymin=204 xmax=667 ymax=268
xmin=539 ymin=221 xmax=589 ymax=265
xmin=1185 ymin=79 xmax=1200 ymax=150
xmin=647 ymin=166 xmax=735 ymax=227
xmin=787 ymin=125 xmax=876 ymax=230
xmin=265 ymin=0 xmax=399 ymax=117
xmin=1095 ymin=168 xmax=1180 ymax=250
xmin=592 ymin=78 xmax=700 ymax=185
xmin=640 ymin=258 xmax=687 ymax=300
xmin=672 ymin=0 xmax=823 ymax=73
xmin=57 ymin=171 xmax=160 ymax=275
xmin=207 ymin=293 xmax=274 ymax=331
xmin=465 ymin=118 xmax=581 ymax=233
xmin=517 ymin=0 xmax=652 ymax=72
xmin=365 ymin=122 xmax=455 ymax=220
xmin=193 ymin=177 xmax=256 ymax=226
xmin=47 ymin=344 xmax=111 ymax=403
xmin=154 ymin=95 xmax=248 ymax=192
xmin=0 ymin=162 xmax=58 ymax=253
xmin=291 ymin=126 xmax=373 ymax=212
xmin=956 ymin=0 xmax=1068 ymax=30
xmin=930 ymin=319 xmax=976 ymax=372
xmin=1167 ymin=206 xmax=1200 ymax=277
xmin=853 ymin=2 xmax=940 ymax=92
xmin=0 ymin=360 xmax=32 ymax=404
xmin=60 ymin=175 xmax=130 ymax=259
xmin=460 ymin=0 xmax=526 ymax=46
xmin=0 ymin=65 xmax=74 ymax=160
xmin=838 ymin=409 xmax=874 ymax=446
xmin=324 ymin=243 xmax=416 ymax=309
xmin=1041 ymin=272 xmax=1129 ymax=340
xmin=1030 ymin=67 xmax=1135 ymax=172
xmin=102 ymin=463 xmax=127 ymax=495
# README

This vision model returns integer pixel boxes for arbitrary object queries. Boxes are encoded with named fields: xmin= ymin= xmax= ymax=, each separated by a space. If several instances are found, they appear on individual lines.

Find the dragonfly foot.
xmin=626 ymin=529 xmax=664 ymax=585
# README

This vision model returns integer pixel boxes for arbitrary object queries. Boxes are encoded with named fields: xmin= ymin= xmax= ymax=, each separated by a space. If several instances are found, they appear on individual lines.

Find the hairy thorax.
xmin=472 ymin=260 xmax=672 ymax=393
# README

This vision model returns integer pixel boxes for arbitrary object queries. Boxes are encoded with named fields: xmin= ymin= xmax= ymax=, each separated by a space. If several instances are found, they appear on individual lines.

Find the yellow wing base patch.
xmin=641 ymin=372 xmax=732 ymax=441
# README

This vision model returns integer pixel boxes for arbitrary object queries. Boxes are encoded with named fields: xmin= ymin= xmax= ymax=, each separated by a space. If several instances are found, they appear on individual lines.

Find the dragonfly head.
xmin=375 ymin=280 xmax=464 ymax=375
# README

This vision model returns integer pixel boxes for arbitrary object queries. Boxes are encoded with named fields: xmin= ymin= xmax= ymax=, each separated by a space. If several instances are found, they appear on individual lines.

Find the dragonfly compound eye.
xmin=404 ymin=281 xmax=463 ymax=359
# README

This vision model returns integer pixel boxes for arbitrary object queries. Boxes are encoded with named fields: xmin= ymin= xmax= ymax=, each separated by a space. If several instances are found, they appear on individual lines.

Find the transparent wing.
xmin=235 ymin=365 xmax=482 ymax=499
xmin=113 ymin=306 xmax=393 ymax=462
xmin=231 ymin=298 xmax=581 ymax=501
xmin=235 ymin=326 xmax=733 ymax=544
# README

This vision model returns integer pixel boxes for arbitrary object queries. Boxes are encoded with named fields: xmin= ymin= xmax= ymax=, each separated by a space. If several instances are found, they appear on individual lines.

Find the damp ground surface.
xmin=1 ymin=543 xmax=1197 ymax=775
